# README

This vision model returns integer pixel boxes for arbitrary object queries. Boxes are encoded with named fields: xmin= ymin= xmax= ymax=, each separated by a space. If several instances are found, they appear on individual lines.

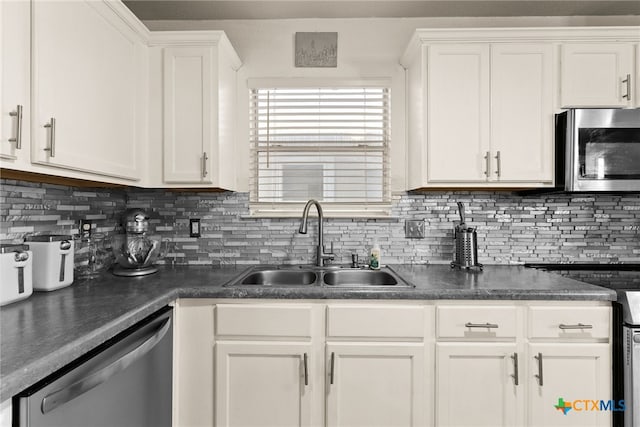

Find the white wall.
xmin=145 ymin=15 xmax=640 ymax=191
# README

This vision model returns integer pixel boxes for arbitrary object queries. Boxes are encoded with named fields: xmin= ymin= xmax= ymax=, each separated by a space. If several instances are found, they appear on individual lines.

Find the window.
xmin=249 ymin=82 xmax=391 ymax=217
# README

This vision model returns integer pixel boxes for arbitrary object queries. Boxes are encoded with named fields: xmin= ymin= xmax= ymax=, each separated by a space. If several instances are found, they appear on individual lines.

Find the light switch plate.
xmin=405 ymin=219 xmax=425 ymax=239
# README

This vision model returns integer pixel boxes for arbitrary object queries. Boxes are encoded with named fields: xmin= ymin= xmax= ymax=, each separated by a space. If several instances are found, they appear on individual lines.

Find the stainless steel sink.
xmin=225 ymin=266 xmax=414 ymax=288
xmin=322 ymin=268 xmax=413 ymax=287
xmin=226 ymin=266 xmax=319 ymax=287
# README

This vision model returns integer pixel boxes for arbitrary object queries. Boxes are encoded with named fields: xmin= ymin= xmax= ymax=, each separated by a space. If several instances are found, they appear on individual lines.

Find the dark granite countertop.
xmin=0 ymin=264 xmax=615 ymax=401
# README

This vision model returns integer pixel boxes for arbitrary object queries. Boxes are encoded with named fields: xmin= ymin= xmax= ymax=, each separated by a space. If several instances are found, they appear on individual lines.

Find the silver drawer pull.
xmin=465 ymin=322 xmax=499 ymax=329
xmin=559 ymin=323 xmax=593 ymax=330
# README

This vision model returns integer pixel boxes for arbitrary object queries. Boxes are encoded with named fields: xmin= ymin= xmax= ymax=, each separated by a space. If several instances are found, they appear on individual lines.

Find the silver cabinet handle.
xmin=534 ymin=352 xmax=543 ymax=386
xmin=494 ymin=151 xmax=501 ymax=178
xmin=44 ymin=117 xmax=56 ymax=157
xmin=622 ymin=74 xmax=631 ymax=101
xmin=9 ymin=105 xmax=23 ymax=149
xmin=202 ymin=152 xmax=208 ymax=178
xmin=330 ymin=351 xmax=335 ymax=385
xmin=511 ymin=352 xmax=519 ymax=386
xmin=303 ymin=353 xmax=309 ymax=386
xmin=559 ymin=323 xmax=593 ymax=330
xmin=41 ymin=316 xmax=171 ymax=414
xmin=484 ymin=151 xmax=490 ymax=177
xmin=465 ymin=322 xmax=499 ymax=329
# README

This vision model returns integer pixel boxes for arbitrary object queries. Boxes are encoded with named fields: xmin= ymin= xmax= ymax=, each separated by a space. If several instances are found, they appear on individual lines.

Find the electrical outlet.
xmin=190 ymin=219 xmax=201 ymax=238
xmin=80 ymin=219 xmax=92 ymax=237
xmin=405 ymin=219 xmax=425 ymax=239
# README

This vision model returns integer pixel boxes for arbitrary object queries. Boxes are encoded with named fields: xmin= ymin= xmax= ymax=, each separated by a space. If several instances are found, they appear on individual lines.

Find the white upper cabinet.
xmin=561 ymin=43 xmax=634 ymax=108
xmin=402 ymin=27 xmax=639 ymax=190
xmin=427 ymin=44 xmax=490 ymax=183
xmin=148 ymin=32 xmax=241 ymax=189
xmin=403 ymin=29 xmax=556 ymax=189
xmin=490 ymin=43 xmax=554 ymax=183
xmin=0 ymin=0 xmax=30 ymax=164
xmin=31 ymin=0 xmax=146 ymax=181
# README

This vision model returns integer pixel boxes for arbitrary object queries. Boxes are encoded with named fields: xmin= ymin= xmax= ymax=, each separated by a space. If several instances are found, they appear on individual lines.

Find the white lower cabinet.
xmin=174 ymin=299 xmax=611 ymax=427
xmin=434 ymin=302 xmax=612 ymax=427
xmin=436 ymin=343 xmax=522 ymax=427
xmin=527 ymin=343 xmax=611 ymax=427
xmin=326 ymin=343 xmax=426 ymax=427
xmin=215 ymin=342 xmax=315 ymax=427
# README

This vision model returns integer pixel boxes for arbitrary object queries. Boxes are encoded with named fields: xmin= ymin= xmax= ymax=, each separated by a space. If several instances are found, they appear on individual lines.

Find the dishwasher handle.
xmin=41 ymin=316 xmax=172 ymax=414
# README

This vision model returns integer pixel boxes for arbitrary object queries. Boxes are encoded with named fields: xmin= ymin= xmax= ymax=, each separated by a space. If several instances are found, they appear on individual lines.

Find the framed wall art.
xmin=294 ymin=32 xmax=337 ymax=68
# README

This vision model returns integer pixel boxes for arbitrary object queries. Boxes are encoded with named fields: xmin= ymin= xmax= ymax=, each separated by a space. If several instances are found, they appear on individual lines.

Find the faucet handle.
xmin=323 ymin=241 xmax=335 ymax=255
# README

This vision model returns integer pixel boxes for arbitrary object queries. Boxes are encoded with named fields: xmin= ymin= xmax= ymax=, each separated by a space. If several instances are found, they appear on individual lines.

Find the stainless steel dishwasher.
xmin=14 ymin=306 xmax=173 ymax=427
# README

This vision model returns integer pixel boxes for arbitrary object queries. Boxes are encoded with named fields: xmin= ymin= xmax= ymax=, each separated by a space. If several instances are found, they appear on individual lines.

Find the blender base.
xmin=112 ymin=265 xmax=159 ymax=277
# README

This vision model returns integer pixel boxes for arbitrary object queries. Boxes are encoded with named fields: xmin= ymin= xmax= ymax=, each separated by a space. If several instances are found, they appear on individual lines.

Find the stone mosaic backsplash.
xmin=0 ymin=179 xmax=126 ymax=242
xmin=1 ymin=178 xmax=639 ymax=266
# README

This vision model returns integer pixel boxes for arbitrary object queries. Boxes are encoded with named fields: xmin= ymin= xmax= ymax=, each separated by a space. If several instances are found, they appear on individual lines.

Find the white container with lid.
xmin=25 ymin=235 xmax=74 ymax=291
xmin=0 ymin=244 xmax=33 ymax=306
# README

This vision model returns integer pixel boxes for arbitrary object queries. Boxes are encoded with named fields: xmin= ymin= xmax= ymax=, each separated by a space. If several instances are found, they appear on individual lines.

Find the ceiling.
xmin=123 ymin=0 xmax=640 ymax=20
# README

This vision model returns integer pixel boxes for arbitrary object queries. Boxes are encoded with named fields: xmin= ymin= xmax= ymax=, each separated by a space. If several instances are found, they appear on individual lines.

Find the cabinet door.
xmin=427 ymin=44 xmax=490 ymax=182
xmin=163 ymin=46 xmax=214 ymax=184
xmin=527 ymin=343 xmax=611 ymax=427
xmin=326 ymin=342 xmax=426 ymax=427
xmin=173 ymin=301 xmax=215 ymax=427
xmin=561 ymin=43 xmax=634 ymax=108
xmin=436 ymin=343 xmax=522 ymax=427
xmin=215 ymin=341 xmax=316 ymax=427
xmin=31 ymin=0 xmax=140 ymax=180
xmin=491 ymin=44 xmax=554 ymax=183
xmin=636 ymin=43 xmax=640 ymax=108
xmin=0 ymin=0 xmax=30 ymax=163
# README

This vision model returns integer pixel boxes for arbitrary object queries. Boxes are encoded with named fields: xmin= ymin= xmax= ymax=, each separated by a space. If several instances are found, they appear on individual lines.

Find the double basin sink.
xmin=226 ymin=265 xmax=414 ymax=288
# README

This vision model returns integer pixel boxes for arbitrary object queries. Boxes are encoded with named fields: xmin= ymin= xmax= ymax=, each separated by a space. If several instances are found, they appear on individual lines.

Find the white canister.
xmin=25 ymin=235 xmax=74 ymax=291
xmin=0 ymin=244 xmax=33 ymax=306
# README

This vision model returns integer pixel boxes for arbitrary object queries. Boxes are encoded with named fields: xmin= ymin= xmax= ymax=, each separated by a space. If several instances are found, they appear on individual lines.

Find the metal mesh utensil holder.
xmin=451 ymin=228 xmax=483 ymax=271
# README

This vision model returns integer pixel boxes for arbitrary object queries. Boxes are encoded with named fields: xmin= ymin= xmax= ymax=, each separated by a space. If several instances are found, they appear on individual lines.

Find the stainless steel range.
xmin=618 ymin=291 xmax=640 ymax=427
xmin=526 ymin=264 xmax=640 ymax=427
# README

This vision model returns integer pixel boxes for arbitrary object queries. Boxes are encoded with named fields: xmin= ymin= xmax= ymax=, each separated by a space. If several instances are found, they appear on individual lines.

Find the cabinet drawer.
xmin=216 ymin=304 xmax=313 ymax=338
xmin=528 ymin=306 xmax=610 ymax=340
xmin=437 ymin=306 xmax=518 ymax=339
xmin=327 ymin=305 xmax=425 ymax=338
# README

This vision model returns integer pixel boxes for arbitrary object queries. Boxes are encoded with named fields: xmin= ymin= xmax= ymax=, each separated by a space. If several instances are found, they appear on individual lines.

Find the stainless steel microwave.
xmin=556 ymin=109 xmax=640 ymax=192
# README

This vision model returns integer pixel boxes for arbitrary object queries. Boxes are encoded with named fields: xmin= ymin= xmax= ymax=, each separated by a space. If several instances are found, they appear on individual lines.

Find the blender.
xmin=112 ymin=209 xmax=160 ymax=277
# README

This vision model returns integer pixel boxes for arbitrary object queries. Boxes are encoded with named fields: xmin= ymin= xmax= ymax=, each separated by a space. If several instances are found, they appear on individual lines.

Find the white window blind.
xmin=249 ymin=85 xmax=391 ymax=216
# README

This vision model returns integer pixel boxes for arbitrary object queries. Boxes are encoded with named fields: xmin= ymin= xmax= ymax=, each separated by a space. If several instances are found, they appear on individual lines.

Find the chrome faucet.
xmin=299 ymin=199 xmax=334 ymax=266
